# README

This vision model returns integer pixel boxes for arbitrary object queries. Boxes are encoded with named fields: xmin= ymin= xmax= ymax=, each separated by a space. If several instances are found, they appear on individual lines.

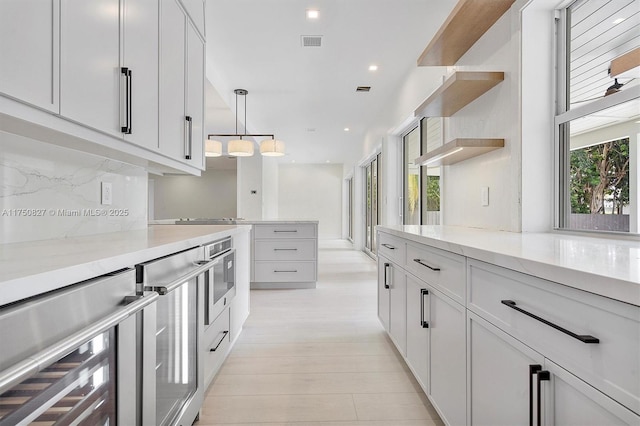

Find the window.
xmin=556 ymin=1 xmax=639 ymax=234
xmin=347 ymin=177 xmax=354 ymax=241
xmin=402 ymin=118 xmax=442 ymax=225
xmin=364 ymin=154 xmax=380 ymax=254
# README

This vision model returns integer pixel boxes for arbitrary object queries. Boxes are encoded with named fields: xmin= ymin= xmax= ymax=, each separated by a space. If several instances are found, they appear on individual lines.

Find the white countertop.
xmin=378 ymin=225 xmax=640 ymax=306
xmin=0 ymin=225 xmax=251 ymax=306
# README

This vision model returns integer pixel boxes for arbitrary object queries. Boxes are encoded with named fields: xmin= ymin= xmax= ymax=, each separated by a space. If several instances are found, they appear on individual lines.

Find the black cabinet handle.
xmin=120 ymin=67 xmax=132 ymax=134
xmin=274 ymin=248 xmax=298 ymax=251
xmin=381 ymin=243 xmax=396 ymax=250
xmin=536 ymin=370 xmax=550 ymax=426
xmin=274 ymin=270 xmax=297 ymax=273
xmin=210 ymin=330 xmax=229 ymax=352
xmin=529 ymin=364 xmax=542 ymax=426
xmin=420 ymin=288 xmax=429 ymax=328
xmin=383 ymin=263 xmax=390 ymax=289
xmin=413 ymin=258 xmax=440 ymax=272
xmin=501 ymin=300 xmax=599 ymax=344
xmin=274 ymin=230 xmax=298 ymax=233
xmin=185 ymin=116 xmax=193 ymax=159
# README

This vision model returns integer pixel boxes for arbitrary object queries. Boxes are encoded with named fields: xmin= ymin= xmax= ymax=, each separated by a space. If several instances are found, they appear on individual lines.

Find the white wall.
xmin=0 ymin=131 xmax=147 ymax=243
xmin=237 ymin=154 xmax=263 ymax=220
xmin=347 ymin=0 xmax=553 ymax=234
xmin=151 ymin=161 xmax=237 ymax=219
xmin=278 ymin=164 xmax=343 ymax=239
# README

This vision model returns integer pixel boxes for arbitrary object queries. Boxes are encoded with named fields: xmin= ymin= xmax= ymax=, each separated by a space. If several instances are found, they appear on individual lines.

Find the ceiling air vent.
xmin=301 ymin=35 xmax=322 ymax=47
xmin=356 ymin=86 xmax=371 ymax=92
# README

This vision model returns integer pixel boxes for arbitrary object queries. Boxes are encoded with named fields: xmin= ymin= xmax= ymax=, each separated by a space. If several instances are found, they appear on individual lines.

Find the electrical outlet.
xmin=481 ymin=186 xmax=489 ymax=206
xmin=101 ymin=182 xmax=113 ymax=205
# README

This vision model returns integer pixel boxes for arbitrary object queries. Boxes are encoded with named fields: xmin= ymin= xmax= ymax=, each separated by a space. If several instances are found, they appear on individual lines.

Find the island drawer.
xmin=254 ymin=239 xmax=316 ymax=261
xmin=467 ymin=259 xmax=640 ymax=414
xmin=203 ymin=307 xmax=230 ymax=388
xmin=405 ymin=242 xmax=465 ymax=304
xmin=254 ymin=224 xmax=316 ymax=240
xmin=254 ymin=261 xmax=316 ymax=282
xmin=377 ymin=232 xmax=406 ymax=265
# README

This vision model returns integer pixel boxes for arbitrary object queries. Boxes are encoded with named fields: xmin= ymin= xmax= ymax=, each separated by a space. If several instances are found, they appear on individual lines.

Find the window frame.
xmin=554 ymin=5 xmax=639 ymax=236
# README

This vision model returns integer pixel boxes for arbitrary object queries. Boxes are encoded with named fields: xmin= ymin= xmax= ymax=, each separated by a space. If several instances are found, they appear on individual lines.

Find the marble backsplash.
xmin=1 ymin=131 xmax=147 ymax=244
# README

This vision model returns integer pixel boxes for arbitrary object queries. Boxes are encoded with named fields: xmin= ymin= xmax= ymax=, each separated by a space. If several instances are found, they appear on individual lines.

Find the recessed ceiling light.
xmin=369 ymin=65 xmax=378 ymax=71
xmin=306 ymin=9 xmax=319 ymax=19
xmin=613 ymin=17 xmax=625 ymax=24
xmin=344 ymin=127 xmax=350 ymax=132
xmin=326 ymin=160 xmax=330 ymax=163
xmin=292 ymin=160 xmax=296 ymax=163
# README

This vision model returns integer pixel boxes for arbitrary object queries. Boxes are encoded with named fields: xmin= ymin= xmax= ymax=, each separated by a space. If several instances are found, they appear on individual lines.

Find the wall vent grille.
xmin=301 ymin=35 xmax=322 ymax=47
xmin=356 ymin=86 xmax=371 ymax=92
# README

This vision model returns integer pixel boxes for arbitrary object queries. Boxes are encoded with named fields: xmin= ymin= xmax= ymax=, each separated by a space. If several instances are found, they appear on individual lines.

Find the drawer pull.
xmin=274 ymin=270 xmax=298 ymax=273
xmin=420 ymin=288 xmax=429 ymax=328
xmin=501 ymin=300 xmax=599 ymax=344
xmin=210 ymin=330 xmax=229 ymax=352
xmin=381 ymin=243 xmax=396 ymax=250
xmin=413 ymin=258 xmax=441 ymax=272
xmin=274 ymin=230 xmax=298 ymax=233
xmin=274 ymin=248 xmax=298 ymax=251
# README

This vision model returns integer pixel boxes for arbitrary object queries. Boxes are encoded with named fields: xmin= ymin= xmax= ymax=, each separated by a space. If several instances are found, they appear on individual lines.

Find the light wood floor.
xmin=196 ymin=239 xmax=444 ymax=426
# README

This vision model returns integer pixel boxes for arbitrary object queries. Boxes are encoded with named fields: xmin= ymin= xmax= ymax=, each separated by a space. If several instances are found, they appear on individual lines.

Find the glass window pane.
xmin=567 ymin=0 xmax=640 ymax=110
xmin=366 ymin=164 xmax=372 ymax=250
xmin=372 ymin=158 xmax=378 ymax=253
xmin=420 ymin=118 xmax=442 ymax=225
xmin=403 ymin=127 xmax=421 ymax=225
xmin=564 ymin=98 xmax=638 ymax=233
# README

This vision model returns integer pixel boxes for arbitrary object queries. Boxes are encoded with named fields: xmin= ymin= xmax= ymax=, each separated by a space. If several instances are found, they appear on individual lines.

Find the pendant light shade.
xmin=228 ymin=139 xmax=254 ymax=157
xmin=260 ymin=139 xmax=286 ymax=156
xmin=205 ymin=139 xmax=223 ymax=157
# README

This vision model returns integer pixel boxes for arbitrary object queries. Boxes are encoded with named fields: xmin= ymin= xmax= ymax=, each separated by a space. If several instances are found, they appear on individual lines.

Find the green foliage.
xmin=570 ymin=138 xmax=629 ymax=214
xmin=426 ymin=175 xmax=440 ymax=211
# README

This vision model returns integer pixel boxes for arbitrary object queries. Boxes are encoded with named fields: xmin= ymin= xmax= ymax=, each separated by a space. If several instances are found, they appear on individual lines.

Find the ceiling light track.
xmin=206 ymin=89 xmax=286 ymax=157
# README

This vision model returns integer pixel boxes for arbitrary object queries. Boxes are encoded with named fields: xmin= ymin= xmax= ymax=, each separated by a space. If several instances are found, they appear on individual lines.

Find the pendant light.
xmin=207 ymin=89 xmax=286 ymax=157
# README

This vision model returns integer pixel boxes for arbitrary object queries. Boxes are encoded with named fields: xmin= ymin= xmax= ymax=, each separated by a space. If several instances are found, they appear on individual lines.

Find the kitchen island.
xmin=0 ymin=224 xmax=251 ymax=306
xmin=376 ymin=225 xmax=639 ymax=425
xmin=0 ymin=224 xmax=251 ymax=423
xmin=159 ymin=219 xmax=320 ymax=289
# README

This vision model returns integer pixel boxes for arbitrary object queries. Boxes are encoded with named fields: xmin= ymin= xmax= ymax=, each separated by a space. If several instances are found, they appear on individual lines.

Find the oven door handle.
xmin=0 ymin=291 xmax=158 ymax=395
xmin=146 ymin=257 xmax=219 ymax=295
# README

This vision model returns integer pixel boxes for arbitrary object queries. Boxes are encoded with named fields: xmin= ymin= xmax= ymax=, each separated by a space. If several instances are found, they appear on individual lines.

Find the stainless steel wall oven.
xmin=0 ymin=269 xmax=157 ymax=425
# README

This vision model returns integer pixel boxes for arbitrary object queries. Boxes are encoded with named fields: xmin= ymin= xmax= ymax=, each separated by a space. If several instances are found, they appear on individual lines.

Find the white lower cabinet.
xmin=468 ymin=312 xmax=545 ymax=425
xmin=406 ymin=275 xmax=429 ymax=392
xmin=389 ymin=263 xmax=407 ymax=355
xmin=542 ymin=359 xmax=639 ymax=425
xmin=377 ymin=229 xmax=639 ymax=426
xmin=378 ymin=255 xmax=391 ymax=333
xmin=428 ymin=285 xmax=466 ymax=426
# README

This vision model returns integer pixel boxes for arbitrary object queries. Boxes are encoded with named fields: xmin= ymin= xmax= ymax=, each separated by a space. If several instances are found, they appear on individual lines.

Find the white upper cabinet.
xmin=159 ymin=0 xmax=187 ymax=161
xmin=180 ymin=0 xmax=205 ymax=39
xmin=185 ymin=21 xmax=204 ymax=169
xmin=121 ymin=0 xmax=159 ymax=150
xmin=60 ymin=0 xmax=121 ymax=136
xmin=159 ymin=0 xmax=204 ymax=169
xmin=0 ymin=0 xmax=59 ymax=112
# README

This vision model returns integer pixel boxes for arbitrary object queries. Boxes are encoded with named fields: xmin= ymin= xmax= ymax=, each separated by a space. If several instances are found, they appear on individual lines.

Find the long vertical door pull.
xmin=536 ymin=370 xmax=550 ymax=426
xmin=185 ymin=116 xmax=193 ymax=159
xmin=383 ymin=263 xmax=390 ymax=289
xmin=420 ymin=289 xmax=429 ymax=328
xmin=120 ymin=67 xmax=132 ymax=134
xmin=529 ymin=364 xmax=542 ymax=426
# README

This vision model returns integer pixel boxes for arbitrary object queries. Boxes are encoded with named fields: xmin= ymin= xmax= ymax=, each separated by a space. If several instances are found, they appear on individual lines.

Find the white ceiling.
xmin=203 ymin=0 xmax=457 ymax=164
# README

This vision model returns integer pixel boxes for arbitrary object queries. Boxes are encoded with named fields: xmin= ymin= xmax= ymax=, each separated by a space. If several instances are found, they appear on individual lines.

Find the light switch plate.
xmin=101 ymin=182 xmax=113 ymax=205
xmin=481 ymin=186 xmax=489 ymax=206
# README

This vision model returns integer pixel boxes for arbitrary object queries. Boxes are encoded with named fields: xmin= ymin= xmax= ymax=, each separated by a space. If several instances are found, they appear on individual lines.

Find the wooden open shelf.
xmin=418 ymin=0 xmax=515 ymax=66
xmin=415 ymin=138 xmax=504 ymax=166
xmin=414 ymin=71 xmax=504 ymax=118
xmin=610 ymin=47 xmax=640 ymax=77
